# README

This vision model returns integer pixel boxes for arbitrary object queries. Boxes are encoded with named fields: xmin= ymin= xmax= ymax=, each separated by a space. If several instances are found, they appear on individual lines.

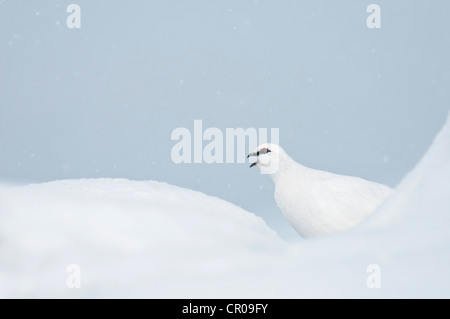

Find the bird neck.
xmin=268 ymin=153 xmax=302 ymax=183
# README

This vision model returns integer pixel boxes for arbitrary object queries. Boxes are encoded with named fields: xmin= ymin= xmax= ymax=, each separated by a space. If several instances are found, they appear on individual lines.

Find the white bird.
xmin=248 ymin=144 xmax=392 ymax=238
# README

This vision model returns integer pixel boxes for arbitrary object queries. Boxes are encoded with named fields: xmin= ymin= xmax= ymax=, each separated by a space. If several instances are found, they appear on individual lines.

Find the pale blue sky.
xmin=1 ymin=1 xmax=449 ymax=238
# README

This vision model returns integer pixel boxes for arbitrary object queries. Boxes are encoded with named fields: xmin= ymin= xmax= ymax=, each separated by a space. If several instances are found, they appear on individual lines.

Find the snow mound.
xmin=364 ymin=112 xmax=450 ymax=235
xmin=0 ymin=179 xmax=281 ymax=298
xmin=345 ymin=111 xmax=450 ymax=298
xmin=1 ymin=113 xmax=450 ymax=298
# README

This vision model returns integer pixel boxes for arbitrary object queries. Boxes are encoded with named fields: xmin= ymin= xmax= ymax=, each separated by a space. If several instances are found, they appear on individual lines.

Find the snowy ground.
xmin=1 ymin=114 xmax=450 ymax=298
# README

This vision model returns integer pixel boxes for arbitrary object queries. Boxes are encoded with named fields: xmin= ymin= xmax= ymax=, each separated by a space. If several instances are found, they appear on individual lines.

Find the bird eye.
xmin=258 ymin=148 xmax=271 ymax=155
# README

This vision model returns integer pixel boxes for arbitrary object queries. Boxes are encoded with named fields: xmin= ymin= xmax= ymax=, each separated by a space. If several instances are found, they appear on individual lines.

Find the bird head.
xmin=247 ymin=143 xmax=283 ymax=175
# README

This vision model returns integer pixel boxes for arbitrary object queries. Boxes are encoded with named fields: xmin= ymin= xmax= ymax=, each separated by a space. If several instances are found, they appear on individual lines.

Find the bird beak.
xmin=248 ymin=152 xmax=258 ymax=168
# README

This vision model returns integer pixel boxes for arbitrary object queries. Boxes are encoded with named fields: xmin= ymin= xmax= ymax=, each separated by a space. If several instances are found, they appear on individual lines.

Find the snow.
xmin=0 ymin=179 xmax=281 ymax=298
xmin=1 ymin=113 xmax=450 ymax=298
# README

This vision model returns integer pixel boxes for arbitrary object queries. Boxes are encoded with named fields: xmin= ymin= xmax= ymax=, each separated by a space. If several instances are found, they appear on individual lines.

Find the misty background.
xmin=1 ymin=1 xmax=449 ymax=239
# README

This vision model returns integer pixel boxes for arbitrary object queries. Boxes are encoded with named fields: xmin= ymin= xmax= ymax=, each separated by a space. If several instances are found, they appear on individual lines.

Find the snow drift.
xmin=1 ymin=113 xmax=450 ymax=298
xmin=0 ymin=180 xmax=281 ymax=298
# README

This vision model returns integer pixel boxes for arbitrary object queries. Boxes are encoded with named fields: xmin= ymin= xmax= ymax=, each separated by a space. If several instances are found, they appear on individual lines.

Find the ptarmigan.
xmin=248 ymin=143 xmax=392 ymax=238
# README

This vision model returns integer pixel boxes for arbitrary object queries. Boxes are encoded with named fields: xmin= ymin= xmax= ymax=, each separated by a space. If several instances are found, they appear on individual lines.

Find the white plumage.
xmin=248 ymin=144 xmax=392 ymax=238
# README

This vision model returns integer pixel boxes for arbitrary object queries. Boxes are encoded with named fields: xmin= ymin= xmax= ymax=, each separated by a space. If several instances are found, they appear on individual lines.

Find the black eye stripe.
xmin=258 ymin=148 xmax=271 ymax=155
